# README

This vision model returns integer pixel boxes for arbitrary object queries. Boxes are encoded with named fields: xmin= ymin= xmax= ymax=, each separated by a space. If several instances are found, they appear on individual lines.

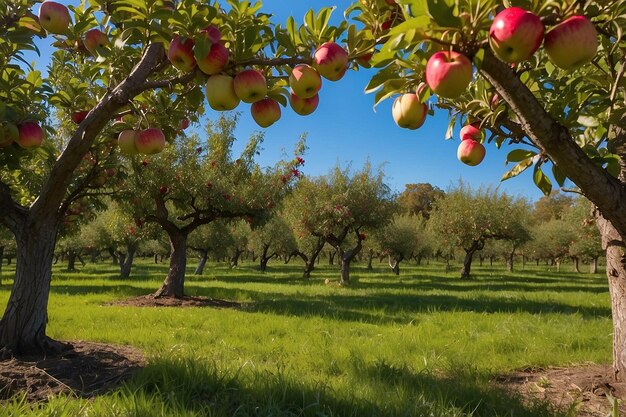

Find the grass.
xmin=0 ymin=257 xmax=612 ymax=416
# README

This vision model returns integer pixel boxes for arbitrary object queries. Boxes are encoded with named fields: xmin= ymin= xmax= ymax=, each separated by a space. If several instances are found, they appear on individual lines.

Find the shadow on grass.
xmin=113 ymin=354 xmax=562 ymax=417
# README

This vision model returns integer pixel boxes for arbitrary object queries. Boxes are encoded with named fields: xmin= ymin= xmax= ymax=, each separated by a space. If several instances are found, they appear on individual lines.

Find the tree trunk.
xmin=329 ymin=250 xmax=335 ymax=266
xmin=556 ymin=260 xmax=561 ymax=272
xmin=416 ymin=254 xmax=422 ymax=265
xmin=154 ymin=231 xmax=188 ymax=298
xmin=388 ymin=254 xmax=403 ymax=276
xmin=366 ymin=249 xmax=374 ymax=270
xmin=195 ymin=251 xmax=208 ymax=275
xmin=66 ymin=251 xmax=76 ymax=271
xmin=591 ymin=257 xmax=598 ymax=274
xmin=506 ymin=251 xmax=514 ymax=273
xmin=597 ymin=213 xmax=626 ymax=381
xmin=338 ymin=240 xmax=362 ymax=285
xmin=120 ymin=244 xmax=137 ymax=279
xmin=461 ymin=240 xmax=484 ymax=279
xmin=0 ymin=246 xmax=4 ymax=276
xmin=573 ymin=256 xmax=581 ymax=273
xmin=154 ymin=253 xmax=158 ymax=264
xmin=0 ymin=222 xmax=65 ymax=354
xmin=108 ymin=247 xmax=119 ymax=265
xmin=229 ymin=248 xmax=243 ymax=268
xmin=90 ymin=249 xmax=97 ymax=264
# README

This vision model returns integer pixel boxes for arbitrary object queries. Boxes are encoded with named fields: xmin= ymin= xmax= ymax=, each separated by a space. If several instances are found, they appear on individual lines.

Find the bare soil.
xmin=110 ymin=294 xmax=242 ymax=308
xmin=0 ymin=341 xmax=144 ymax=403
xmin=497 ymin=364 xmax=626 ymax=416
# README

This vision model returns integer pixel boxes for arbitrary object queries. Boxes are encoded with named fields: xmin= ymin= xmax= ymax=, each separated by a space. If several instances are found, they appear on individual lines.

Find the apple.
xmin=356 ymin=51 xmax=373 ymax=67
xmin=251 ymin=98 xmax=281 ymax=128
xmin=289 ymin=91 xmax=319 ymax=116
xmin=168 ymin=35 xmax=196 ymax=72
xmin=425 ymin=51 xmax=473 ymax=99
xmin=16 ymin=122 xmax=44 ymax=149
xmin=179 ymin=118 xmax=190 ymax=130
xmin=195 ymin=28 xmax=229 ymax=75
xmin=460 ymin=123 xmax=482 ymax=141
xmin=0 ymin=122 xmax=19 ymax=148
xmin=233 ymin=69 xmax=267 ymax=103
xmin=159 ymin=185 xmax=169 ymax=195
xmin=136 ymin=128 xmax=166 ymax=154
xmin=313 ymin=42 xmax=349 ymax=81
xmin=38 ymin=1 xmax=71 ymax=35
xmin=83 ymin=28 xmax=109 ymax=56
xmin=545 ymin=15 xmax=598 ymax=70
xmin=71 ymin=110 xmax=89 ymax=125
xmin=289 ymin=64 xmax=322 ymax=99
xmin=489 ymin=7 xmax=544 ymax=64
xmin=457 ymin=139 xmax=486 ymax=166
xmin=118 ymin=129 xmax=138 ymax=155
xmin=392 ymin=93 xmax=428 ymax=129
xmin=206 ymin=74 xmax=240 ymax=111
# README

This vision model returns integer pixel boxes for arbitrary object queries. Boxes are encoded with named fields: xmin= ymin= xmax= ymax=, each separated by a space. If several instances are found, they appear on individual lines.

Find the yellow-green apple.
xmin=0 ymin=122 xmax=19 ymax=148
xmin=391 ymin=93 xmax=427 ymax=129
xmin=83 ymin=28 xmax=109 ymax=56
xmin=251 ymin=98 xmax=281 ymax=128
xmin=71 ymin=110 xmax=89 ymax=124
xmin=313 ymin=42 xmax=349 ymax=81
xmin=136 ymin=128 xmax=166 ymax=154
xmin=118 ymin=129 xmax=138 ymax=155
xmin=16 ymin=122 xmax=44 ymax=149
xmin=489 ymin=7 xmax=544 ymax=64
xmin=289 ymin=91 xmax=319 ymax=116
xmin=206 ymin=74 xmax=240 ymax=111
xmin=195 ymin=26 xmax=229 ymax=75
xmin=545 ymin=15 xmax=597 ymax=70
xmin=38 ymin=1 xmax=71 ymax=35
xmin=233 ymin=69 xmax=267 ymax=103
xmin=425 ymin=51 xmax=473 ymax=99
xmin=457 ymin=139 xmax=486 ymax=166
xmin=460 ymin=123 xmax=482 ymax=141
xmin=168 ymin=35 xmax=196 ymax=72
xmin=289 ymin=64 xmax=322 ymax=99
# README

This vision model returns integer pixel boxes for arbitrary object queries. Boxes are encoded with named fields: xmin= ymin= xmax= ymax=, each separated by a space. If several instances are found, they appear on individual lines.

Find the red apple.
xmin=313 ymin=42 xmax=349 ymax=81
xmin=289 ymin=91 xmax=319 ymax=116
xmin=118 ymin=129 xmax=138 ymax=155
xmin=251 ymin=98 xmax=281 ymax=128
xmin=289 ymin=64 xmax=322 ymax=99
xmin=179 ymin=118 xmax=190 ymax=130
xmin=425 ymin=51 xmax=473 ymax=99
xmin=206 ymin=74 xmax=240 ymax=111
xmin=168 ymin=35 xmax=196 ymax=72
xmin=356 ymin=52 xmax=373 ymax=67
xmin=0 ymin=122 xmax=19 ymax=148
xmin=136 ymin=128 xmax=166 ymax=154
xmin=38 ymin=1 xmax=71 ymax=35
xmin=233 ymin=69 xmax=267 ymax=103
xmin=195 ymin=28 xmax=229 ymax=75
xmin=159 ymin=185 xmax=169 ymax=194
xmin=457 ymin=139 xmax=486 ymax=166
xmin=71 ymin=110 xmax=89 ymax=124
xmin=83 ymin=28 xmax=109 ymax=56
xmin=392 ymin=93 xmax=427 ymax=129
xmin=460 ymin=123 xmax=482 ymax=141
xmin=489 ymin=7 xmax=544 ymax=64
xmin=545 ymin=15 xmax=597 ymax=70
xmin=17 ymin=122 xmax=44 ymax=149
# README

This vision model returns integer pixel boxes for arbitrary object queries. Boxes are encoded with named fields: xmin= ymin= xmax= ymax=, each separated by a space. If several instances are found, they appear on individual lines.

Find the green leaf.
xmin=501 ymin=158 xmax=534 ymax=181
xmin=426 ymin=0 xmax=460 ymax=27
xmin=506 ymin=149 xmax=537 ymax=164
xmin=577 ymin=115 xmax=600 ymax=127
xmin=533 ymin=165 xmax=552 ymax=196
xmin=552 ymin=164 xmax=567 ymax=187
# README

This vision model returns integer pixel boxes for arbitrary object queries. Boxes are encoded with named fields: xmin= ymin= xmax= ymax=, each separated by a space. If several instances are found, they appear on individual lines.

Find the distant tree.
xmin=375 ymin=214 xmax=422 ymax=275
xmin=288 ymin=164 xmax=396 ymax=284
xmin=565 ymin=198 xmax=603 ymax=273
xmin=189 ymin=220 xmax=235 ymax=275
xmin=227 ymin=221 xmax=250 ymax=268
xmin=528 ymin=219 xmax=575 ymax=272
xmin=532 ymin=191 xmax=574 ymax=223
xmin=396 ymin=183 xmax=444 ymax=219
xmin=429 ymin=183 xmax=530 ymax=279
xmin=248 ymin=216 xmax=297 ymax=272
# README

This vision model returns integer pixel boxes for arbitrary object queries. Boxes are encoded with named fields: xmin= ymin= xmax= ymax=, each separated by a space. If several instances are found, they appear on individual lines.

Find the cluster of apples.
xmin=456 ymin=123 xmax=485 ymax=166
xmin=117 ymin=128 xmax=166 ymax=155
xmin=0 ymin=121 xmax=45 ymax=149
xmin=38 ymin=1 xmax=110 ymax=55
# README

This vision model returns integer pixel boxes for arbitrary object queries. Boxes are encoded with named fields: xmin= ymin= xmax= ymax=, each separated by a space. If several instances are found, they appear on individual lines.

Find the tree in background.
xmin=565 ymin=198 xmax=603 ymax=273
xmin=533 ymin=191 xmax=574 ymax=223
xmin=188 ymin=220 xmax=235 ymax=275
xmin=429 ymin=183 xmax=530 ymax=279
xmin=288 ymin=165 xmax=396 ymax=284
xmin=375 ymin=214 xmax=422 ymax=275
xmin=396 ymin=183 xmax=444 ymax=219
xmin=248 ymin=216 xmax=297 ymax=272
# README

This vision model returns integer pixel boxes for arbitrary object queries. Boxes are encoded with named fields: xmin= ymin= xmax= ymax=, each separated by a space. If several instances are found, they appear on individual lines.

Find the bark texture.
xmin=154 ymin=231 xmax=188 ymax=298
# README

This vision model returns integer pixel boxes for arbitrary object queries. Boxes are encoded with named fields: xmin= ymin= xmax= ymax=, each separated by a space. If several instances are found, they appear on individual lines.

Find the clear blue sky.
xmin=29 ymin=0 xmax=553 ymax=201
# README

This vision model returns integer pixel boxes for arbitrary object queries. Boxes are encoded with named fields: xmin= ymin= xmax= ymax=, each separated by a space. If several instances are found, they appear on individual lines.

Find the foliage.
xmin=396 ymin=183 xmax=445 ymax=219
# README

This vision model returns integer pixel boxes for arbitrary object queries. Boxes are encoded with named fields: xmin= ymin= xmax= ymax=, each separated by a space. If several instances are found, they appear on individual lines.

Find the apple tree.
xmin=374 ymin=214 xmax=423 ymax=275
xmin=248 ymin=215 xmax=297 ymax=272
xmin=565 ymin=198 xmax=603 ymax=273
xmin=396 ymin=183 xmax=445 ymax=219
xmin=188 ymin=220 xmax=235 ymax=275
xmin=286 ymin=164 xmax=396 ymax=284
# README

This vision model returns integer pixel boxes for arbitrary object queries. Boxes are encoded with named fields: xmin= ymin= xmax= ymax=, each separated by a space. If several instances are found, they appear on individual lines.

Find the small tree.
xmin=188 ymin=220 xmax=234 ymax=275
xmin=565 ymin=198 xmax=603 ymax=273
xmin=375 ymin=214 xmax=421 ymax=275
xmin=248 ymin=216 xmax=296 ymax=272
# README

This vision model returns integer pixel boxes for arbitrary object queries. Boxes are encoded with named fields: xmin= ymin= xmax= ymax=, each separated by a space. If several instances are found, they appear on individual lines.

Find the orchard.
xmin=1 ymin=0 xmax=626 ymax=413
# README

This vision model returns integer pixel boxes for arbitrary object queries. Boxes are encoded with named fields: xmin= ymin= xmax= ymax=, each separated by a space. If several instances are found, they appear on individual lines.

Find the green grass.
xmin=0 ymin=257 xmax=612 ymax=416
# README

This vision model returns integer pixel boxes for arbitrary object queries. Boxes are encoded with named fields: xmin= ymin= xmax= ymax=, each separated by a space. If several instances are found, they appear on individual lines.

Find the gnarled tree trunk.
xmin=590 ymin=257 xmax=598 ymax=274
xmin=461 ymin=239 xmax=484 ymax=279
xmin=195 ymin=251 xmax=208 ymax=275
xmin=154 ymin=231 xmax=188 ymax=298
xmin=120 ymin=243 xmax=137 ymax=279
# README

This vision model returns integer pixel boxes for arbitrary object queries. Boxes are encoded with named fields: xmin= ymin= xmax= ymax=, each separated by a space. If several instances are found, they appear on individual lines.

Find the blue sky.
xmin=30 ymin=0 xmax=549 ymax=201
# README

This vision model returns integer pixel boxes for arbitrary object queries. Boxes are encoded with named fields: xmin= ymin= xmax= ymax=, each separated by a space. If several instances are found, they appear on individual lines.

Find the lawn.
xmin=0 ymin=258 xmax=612 ymax=416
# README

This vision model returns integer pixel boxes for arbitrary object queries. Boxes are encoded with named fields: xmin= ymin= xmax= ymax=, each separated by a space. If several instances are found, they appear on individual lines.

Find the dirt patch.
xmin=497 ymin=364 xmax=626 ymax=416
xmin=0 ymin=341 xmax=144 ymax=403
xmin=110 ymin=294 xmax=242 ymax=308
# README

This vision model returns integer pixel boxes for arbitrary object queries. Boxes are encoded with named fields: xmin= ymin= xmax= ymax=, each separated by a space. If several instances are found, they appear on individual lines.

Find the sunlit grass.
xmin=0 ymin=256 xmax=611 ymax=416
